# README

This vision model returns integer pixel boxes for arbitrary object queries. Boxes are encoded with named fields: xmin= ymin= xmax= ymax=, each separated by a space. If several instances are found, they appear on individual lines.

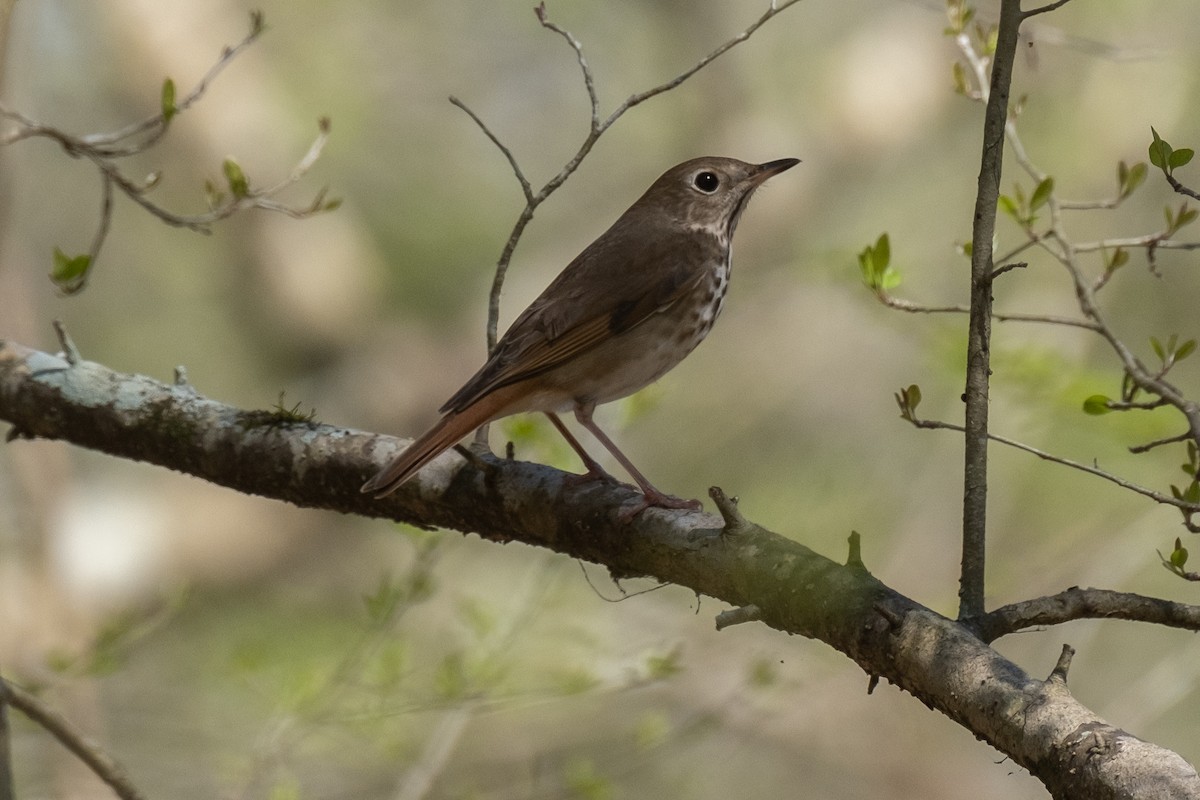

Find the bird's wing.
xmin=439 ymin=225 xmax=714 ymax=413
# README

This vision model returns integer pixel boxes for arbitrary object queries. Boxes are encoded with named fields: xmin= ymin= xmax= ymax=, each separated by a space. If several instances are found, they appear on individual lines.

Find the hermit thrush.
xmin=363 ymin=156 xmax=798 ymax=517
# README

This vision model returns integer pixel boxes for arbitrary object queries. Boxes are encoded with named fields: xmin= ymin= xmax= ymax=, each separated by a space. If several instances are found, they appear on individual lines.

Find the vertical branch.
xmin=959 ymin=0 xmax=1024 ymax=620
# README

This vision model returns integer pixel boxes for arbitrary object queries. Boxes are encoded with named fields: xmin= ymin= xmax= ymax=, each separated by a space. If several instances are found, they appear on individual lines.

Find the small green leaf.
xmin=857 ymin=233 xmax=899 ymax=292
xmin=1125 ymin=161 xmax=1147 ymax=195
xmin=1149 ymin=127 xmax=1171 ymax=171
xmin=223 ymin=157 xmax=249 ymax=198
xmin=1176 ymin=339 xmax=1197 ymax=362
xmin=323 ymin=197 xmax=342 ymax=212
xmin=1151 ymin=336 xmax=1165 ymax=362
xmin=1169 ymin=148 xmax=1194 ymax=170
xmin=951 ymin=62 xmax=968 ymax=95
xmin=1170 ymin=544 xmax=1188 ymax=569
xmin=906 ymin=384 xmax=922 ymax=411
xmin=874 ymin=233 xmax=890 ymax=270
xmin=1178 ymin=206 xmax=1199 ymax=230
xmin=1117 ymin=160 xmax=1148 ymax=199
xmin=51 ymin=247 xmax=91 ymax=284
xmin=161 ymin=77 xmax=177 ymax=124
xmin=1108 ymin=247 xmax=1129 ymax=270
xmin=998 ymin=194 xmax=1019 ymax=222
xmin=1030 ymin=176 xmax=1054 ymax=212
xmin=1082 ymin=394 xmax=1112 ymax=415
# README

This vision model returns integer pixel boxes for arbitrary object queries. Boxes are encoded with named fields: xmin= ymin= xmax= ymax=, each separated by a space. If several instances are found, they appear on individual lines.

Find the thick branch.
xmin=2 ymin=338 xmax=1199 ymax=797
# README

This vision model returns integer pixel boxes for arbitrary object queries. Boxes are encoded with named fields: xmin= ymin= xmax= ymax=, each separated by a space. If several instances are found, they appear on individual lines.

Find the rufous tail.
xmin=361 ymin=398 xmax=501 ymax=498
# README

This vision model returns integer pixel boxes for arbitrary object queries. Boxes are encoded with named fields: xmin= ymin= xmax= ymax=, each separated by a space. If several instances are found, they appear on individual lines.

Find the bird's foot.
xmin=617 ymin=488 xmax=703 ymax=523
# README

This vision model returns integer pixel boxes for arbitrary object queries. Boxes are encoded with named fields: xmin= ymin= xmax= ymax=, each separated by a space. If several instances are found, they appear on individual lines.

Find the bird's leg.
xmin=544 ymin=412 xmax=623 ymax=487
xmin=572 ymin=404 xmax=702 ymax=520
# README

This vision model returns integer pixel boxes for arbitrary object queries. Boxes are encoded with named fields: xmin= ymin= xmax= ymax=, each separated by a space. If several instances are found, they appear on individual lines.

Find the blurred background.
xmin=2 ymin=0 xmax=1199 ymax=797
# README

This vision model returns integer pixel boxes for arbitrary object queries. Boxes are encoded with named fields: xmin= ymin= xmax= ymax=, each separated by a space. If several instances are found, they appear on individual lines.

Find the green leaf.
xmin=1149 ymin=127 xmax=1171 ymax=171
xmin=1150 ymin=336 xmax=1165 ymax=362
xmin=1117 ymin=160 xmax=1148 ymax=199
xmin=1169 ymin=148 xmax=1194 ymax=170
xmin=858 ymin=233 xmax=894 ymax=290
xmin=1178 ymin=206 xmax=1198 ymax=229
xmin=998 ymin=194 xmax=1019 ymax=222
xmin=1170 ymin=544 xmax=1189 ymax=569
xmin=223 ymin=157 xmax=249 ymax=198
xmin=1176 ymin=339 xmax=1197 ymax=362
xmin=51 ymin=247 xmax=91 ymax=284
xmin=1082 ymin=394 xmax=1112 ymax=415
xmin=906 ymin=384 xmax=922 ymax=411
xmin=1126 ymin=161 xmax=1147 ymax=195
xmin=874 ymin=233 xmax=890 ymax=270
xmin=1108 ymin=247 xmax=1129 ymax=270
xmin=161 ymin=77 xmax=177 ymax=124
xmin=1029 ymin=176 xmax=1054 ymax=212
xmin=951 ymin=62 xmax=968 ymax=96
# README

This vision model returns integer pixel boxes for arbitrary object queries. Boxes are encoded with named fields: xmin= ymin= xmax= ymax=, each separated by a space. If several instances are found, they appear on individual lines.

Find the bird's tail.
xmin=361 ymin=392 xmax=508 ymax=498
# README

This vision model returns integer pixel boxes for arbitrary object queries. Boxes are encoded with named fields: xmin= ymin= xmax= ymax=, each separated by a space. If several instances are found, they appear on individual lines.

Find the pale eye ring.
xmin=693 ymin=171 xmax=720 ymax=193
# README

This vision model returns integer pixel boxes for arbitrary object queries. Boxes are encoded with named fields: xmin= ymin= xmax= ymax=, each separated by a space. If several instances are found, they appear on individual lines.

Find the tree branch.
xmin=2 ymin=338 xmax=1199 ymax=798
xmin=1 ymin=678 xmax=147 ymax=800
xmin=974 ymin=587 xmax=1200 ymax=643
xmin=958 ymin=0 xmax=1025 ymax=621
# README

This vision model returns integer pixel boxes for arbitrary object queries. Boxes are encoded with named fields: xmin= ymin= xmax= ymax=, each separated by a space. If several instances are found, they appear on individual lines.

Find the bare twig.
xmin=1128 ymin=431 xmax=1190 ymax=454
xmin=2 ymin=679 xmax=148 ymax=800
xmin=876 ymin=292 xmax=1101 ymax=331
xmin=905 ymin=413 xmax=1200 ymax=515
xmin=1023 ymin=0 xmax=1075 ymax=19
xmin=1165 ymin=172 xmax=1200 ymax=201
xmin=0 ymin=13 xmax=333 ymax=293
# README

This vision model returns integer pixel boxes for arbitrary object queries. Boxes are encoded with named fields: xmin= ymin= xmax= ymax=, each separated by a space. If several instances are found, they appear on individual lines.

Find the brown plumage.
xmin=362 ymin=156 xmax=798 ymax=517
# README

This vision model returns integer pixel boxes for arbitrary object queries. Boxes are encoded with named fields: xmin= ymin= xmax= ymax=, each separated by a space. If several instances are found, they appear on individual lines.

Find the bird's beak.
xmin=750 ymin=158 xmax=801 ymax=185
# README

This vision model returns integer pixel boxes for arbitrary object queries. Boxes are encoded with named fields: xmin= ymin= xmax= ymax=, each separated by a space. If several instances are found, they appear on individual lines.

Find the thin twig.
xmin=1022 ymin=0 xmax=1075 ymax=20
xmin=877 ymin=293 xmax=1101 ymax=330
xmin=449 ymin=98 xmax=533 ymax=204
xmin=908 ymin=414 xmax=1200 ymax=514
xmin=1165 ymin=172 xmax=1200 ymax=201
xmin=3 ymin=679 xmax=148 ymax=800
xmin=1128 ymin=431 xmax=1190 ymax=454
xmin=0 ymin=12 xmax=331 ymax=293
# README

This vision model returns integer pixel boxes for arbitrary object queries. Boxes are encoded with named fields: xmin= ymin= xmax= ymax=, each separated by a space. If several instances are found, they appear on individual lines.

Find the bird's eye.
xmin=693 ymin=171 xmax=720 ymax=193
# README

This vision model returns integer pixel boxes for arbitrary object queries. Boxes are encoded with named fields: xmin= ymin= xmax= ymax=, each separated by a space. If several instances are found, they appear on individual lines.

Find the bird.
xmin=362 ymin=155 xmax=798 ymax=518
